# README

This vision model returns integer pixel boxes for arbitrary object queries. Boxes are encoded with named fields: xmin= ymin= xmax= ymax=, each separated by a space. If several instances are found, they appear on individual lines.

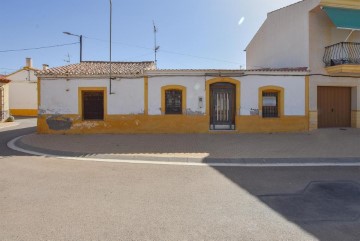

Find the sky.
xmin=0 ymin=0 xmax=300 ymax=74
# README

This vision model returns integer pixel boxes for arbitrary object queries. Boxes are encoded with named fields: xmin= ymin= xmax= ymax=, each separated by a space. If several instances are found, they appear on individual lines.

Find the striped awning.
xmin=322 ymin=6 xmax=360 ymax=30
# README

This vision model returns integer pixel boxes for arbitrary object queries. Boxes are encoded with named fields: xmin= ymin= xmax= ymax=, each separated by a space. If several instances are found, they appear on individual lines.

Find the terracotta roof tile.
xmin=37 ymin=61 xmax=156 ymax=76
xmin=0 ymin=75 xmax=10 ymax=83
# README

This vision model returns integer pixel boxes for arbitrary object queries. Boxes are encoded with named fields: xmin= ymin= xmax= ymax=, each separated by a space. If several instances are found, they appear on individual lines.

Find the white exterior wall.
xmin=246 ymin=0 xmax=319 ymax=69
xmin=108 ymin=78 xmax=144 ymax=114
xmin=41 ymin=75 xmax=305 ymax=117
xmin=7 ymin=69 xmax=38 ymax=110
xmin=148 ymin=76 xmax=206 ymax=115
xmin=240 ymin=75 xmax=305 ymax=116
xmin=40 ymin=78 xmax=144 ymax=115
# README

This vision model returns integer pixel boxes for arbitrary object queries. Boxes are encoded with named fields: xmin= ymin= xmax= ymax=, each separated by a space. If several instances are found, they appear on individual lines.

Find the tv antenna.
xmin=64 ymin=53 xmax=71 ymax=63
xmin=153 ymin=20 xmax=160 ymax=68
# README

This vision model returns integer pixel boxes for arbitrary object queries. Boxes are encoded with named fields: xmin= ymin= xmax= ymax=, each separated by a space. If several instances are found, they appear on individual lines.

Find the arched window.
xmin=161 ymin=85 xmax=186 ymax=115
xmin=259 ymin=86 xmax=284 ymax=118
xmin=165 ymin=89 xmax=182 ymax=114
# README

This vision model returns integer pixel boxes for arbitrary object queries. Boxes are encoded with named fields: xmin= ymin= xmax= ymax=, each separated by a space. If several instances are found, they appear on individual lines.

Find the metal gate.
xmin=210 ymin=83 xmax=235 ymax=130
xmin=317 ymin=86 xmax=351 ymax=128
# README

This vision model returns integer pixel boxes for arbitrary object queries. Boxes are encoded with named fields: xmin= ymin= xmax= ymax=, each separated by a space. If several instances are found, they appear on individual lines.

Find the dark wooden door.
xmin=210 ymin=83 xmax=236 ymax=130
xmin=318 ymin=87 xmax=351 ymax=128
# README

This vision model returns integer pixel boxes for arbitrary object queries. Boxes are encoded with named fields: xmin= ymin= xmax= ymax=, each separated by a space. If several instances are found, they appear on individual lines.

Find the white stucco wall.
xmin=40 ymin=78 xmax=144 ymax=115
xmin=246 ymin=0 xmax=319 ymax=69
xmin=7 ymin=69 xmax=38 ymax=110
xmin=40 ymin=74 xmax=306 ymax=117
xmin=240 ymin=75 xmax=306 ymax=116
xmin=9 ymin=82 xmax=37 ymax=109
xmin=7 ymin=69 xmax=37 ymax=82
xmin=148 ymin=76 xmax=206 ymax=115
xmin=108 ymin=78 xmax=144 ymax=114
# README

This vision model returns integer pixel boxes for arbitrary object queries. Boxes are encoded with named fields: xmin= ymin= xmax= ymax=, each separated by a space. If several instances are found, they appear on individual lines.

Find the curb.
xmin=7 ymin=135 xmax=360 ymax=167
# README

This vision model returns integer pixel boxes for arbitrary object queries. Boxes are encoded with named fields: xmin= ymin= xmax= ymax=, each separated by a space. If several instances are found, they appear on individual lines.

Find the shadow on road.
xmin=211 ymin=166 xmax=360 ymax=241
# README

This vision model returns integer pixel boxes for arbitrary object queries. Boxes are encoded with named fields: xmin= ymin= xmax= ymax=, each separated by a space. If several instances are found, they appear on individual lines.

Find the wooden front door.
xmin=210 ymin=83 xmax=236 ymax=130
xmin=317 ymin=86 xmax=351 ymax=128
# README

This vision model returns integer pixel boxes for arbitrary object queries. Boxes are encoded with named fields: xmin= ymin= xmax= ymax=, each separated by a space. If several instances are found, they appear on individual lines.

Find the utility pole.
xmin=153 ymin=21 xmax=160 ymax=68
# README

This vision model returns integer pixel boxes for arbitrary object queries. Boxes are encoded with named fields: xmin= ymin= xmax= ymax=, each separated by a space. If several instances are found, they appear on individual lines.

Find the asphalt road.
xmin=1 ymin=118 xmax=360 ymax=241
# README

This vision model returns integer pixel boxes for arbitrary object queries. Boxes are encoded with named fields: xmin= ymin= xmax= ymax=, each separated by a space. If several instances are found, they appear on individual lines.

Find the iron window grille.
xmin=165 ymin=90 xmax=182 ymax=114
xmin=262 ymin=92 xmax=279 ymax=118
xmin=82 ymin=91 xmax=104 ymax=120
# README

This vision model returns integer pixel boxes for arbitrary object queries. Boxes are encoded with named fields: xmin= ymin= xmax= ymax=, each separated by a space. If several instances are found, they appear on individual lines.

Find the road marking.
xmin=7 ymin=135 xmax=360 ymax=167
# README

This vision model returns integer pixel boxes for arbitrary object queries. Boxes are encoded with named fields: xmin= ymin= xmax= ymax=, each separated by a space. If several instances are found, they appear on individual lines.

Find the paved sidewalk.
xmin=14 ymin=128 xmax=360 ymax=163
xmin=0 ymin=122 xmax=19 ymax=129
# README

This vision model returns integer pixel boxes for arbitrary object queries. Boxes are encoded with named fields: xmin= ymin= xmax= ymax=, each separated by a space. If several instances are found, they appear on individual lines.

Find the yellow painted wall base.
xmin=37 ymin=114 xmax=309 ymax=134
xmin=236 ymin=116 xmax=308 ymax=133
xmin=309 ymin=111 xmax=318 ymax=130
xmin=10 ymin=109 xmax=37 ymax=117
xmin=352 ymin=111 xmax=360 ymax=128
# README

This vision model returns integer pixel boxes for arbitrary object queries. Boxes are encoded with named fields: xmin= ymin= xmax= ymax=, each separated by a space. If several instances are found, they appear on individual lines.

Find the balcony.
xmin=323 ymin=42 xmax=360 ymax=75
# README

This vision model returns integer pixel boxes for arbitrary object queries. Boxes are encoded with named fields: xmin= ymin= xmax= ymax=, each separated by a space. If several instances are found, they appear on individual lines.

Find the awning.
xmin=322 ymin=6 xmax=360 ymax=30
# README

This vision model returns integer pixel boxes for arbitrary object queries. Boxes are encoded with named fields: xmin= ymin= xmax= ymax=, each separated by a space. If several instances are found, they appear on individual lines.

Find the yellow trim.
xmin=10 ymin=109 xmax=37 ymax=116
xmin=258 ymin=86 xmax=284 ymax=117
xmin=205 ymin=77 xmax=241 ymax=115
xmin=78 ymin=87 xmax=107 ymax=120
xmin=144 ymin=76 xmax=148 ymax=115
xmin=161 ymin=85 xmax=187 ymax=114
xmin=325 ymin=65 xmax=360 ymax=75
xmin=37 ymin=114 xmax=308 ymax=134
xmin=320 ymin=0 xmax=360 ymax=10
xmin=305 ymin=76 xmax=310 ymax=130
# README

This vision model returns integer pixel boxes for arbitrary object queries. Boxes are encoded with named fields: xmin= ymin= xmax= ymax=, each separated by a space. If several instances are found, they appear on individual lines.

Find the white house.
xmin=246 ymin=0 xmax=360 ymax=129
xmin=7 ymin=58 xmax=39 ymax=116
xmin=36 ymin=61 xmax=308 ymax=134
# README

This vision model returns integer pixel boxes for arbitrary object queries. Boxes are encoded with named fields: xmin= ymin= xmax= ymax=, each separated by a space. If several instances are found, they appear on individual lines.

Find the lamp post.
xmin=63 ymin=32 xmax=83 ymax=62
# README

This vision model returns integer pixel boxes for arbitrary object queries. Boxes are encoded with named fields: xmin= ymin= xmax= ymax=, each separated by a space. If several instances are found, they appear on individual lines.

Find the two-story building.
xmin=246 ymin=0 xmax=360 ymax=129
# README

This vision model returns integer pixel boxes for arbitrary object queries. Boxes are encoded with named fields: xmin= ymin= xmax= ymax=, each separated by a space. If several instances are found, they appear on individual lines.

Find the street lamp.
xmin=63 ymin=32 xmax=83 ymax=62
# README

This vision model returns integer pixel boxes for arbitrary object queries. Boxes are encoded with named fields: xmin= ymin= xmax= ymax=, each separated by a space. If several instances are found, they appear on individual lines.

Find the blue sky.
xmin=0 ymin=0 xmax=299 ymax=74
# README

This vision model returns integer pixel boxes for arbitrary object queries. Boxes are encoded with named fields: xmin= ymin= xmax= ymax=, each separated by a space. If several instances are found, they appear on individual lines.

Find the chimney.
xmin=25 ymin=58 xmax=32 ymax=68
xmin=42 ymin=64 xmax=49 ymax=70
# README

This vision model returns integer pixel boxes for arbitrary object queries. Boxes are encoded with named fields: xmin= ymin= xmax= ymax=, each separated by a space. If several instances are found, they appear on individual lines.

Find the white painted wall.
xmin=40 ymin=78 xmax=144 ymax=115
xmin=9 ymin=82 xmax=37 ymax=109
xmin=7 ymin=69 xmax=38 ymax=110
xmin=246 ymin=0 xmax=319 ymax=69
xmin=148 ymin=76 xmax=206 ymax=115
xmin=240 ymin=75 xmax=306 ymax=116
xmin=41 ymin=74 xmax=306 ymax=117
xmin=108 ymin=78 xmax=144 ymax=114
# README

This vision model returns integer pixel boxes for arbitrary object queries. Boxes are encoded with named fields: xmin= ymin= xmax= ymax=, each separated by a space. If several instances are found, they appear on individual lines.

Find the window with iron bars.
xmin=165 ymin=89 xmax=182 ymax=114
xmin=82 ymin=91 xmax=104 ymax=120
xmin=262 ymin=92 xmax=279 ymax=118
